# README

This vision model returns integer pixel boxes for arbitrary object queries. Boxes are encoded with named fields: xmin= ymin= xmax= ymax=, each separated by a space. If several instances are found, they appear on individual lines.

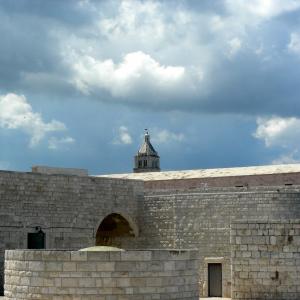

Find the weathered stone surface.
xmin=4 ymin=249 xmax=199 ymax=300
xmin=1 ymin=165 xmax=300 ymax=298
xmin=0 ymin=170 xmax=143 ymax=294
xmin=231 ymin=220 xmax=300 ymax=300
xmin=31 ymin=165 xmax=88 ymax=176
xmin=137 ymin=187 xmax=300 ymax=297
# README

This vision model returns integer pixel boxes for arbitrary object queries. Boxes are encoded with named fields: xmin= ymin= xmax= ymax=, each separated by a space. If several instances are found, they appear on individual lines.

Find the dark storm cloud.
xmin=197 ymin=52 xmax=300 ymax=116
xmin=1 ymin=0 xmax=300 ymax=117
xmin=0 ymin=7 xmax=59 ymax=91
xmin=0 ymin=0 xmax=93 ymax=26
xmin=0 ymin=0 xmax=95 ymax=93
xmin=2 ymin=0 xmax=300 ymax=172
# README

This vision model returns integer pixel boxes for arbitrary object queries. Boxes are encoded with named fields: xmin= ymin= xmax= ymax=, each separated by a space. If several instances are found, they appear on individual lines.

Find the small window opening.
xmin=27 ymin=227 xmax=45 ymax=249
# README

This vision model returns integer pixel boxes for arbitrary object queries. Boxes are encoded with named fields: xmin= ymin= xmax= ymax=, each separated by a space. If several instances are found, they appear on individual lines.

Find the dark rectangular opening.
xmin=27 ymin=231 xmax=45 ymax=249
xmin=208 ymin=263 xmax=222 ymax=297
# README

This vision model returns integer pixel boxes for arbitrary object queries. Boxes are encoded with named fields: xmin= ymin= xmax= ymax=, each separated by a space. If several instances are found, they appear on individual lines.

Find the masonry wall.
xmin=4 ymin=249 xmax=199 ymax=300
xmin=2 ymin=169 xmax=300 ymax=298
xmin=0 ymin=170 xmax=143 ymax=295
xmin=231 ymin=220 xmax=300 ymax=300
xmin=144 ymin=172 xmax=300 ymax=190
xmin=138 ymin=186 xmax=300 ymax=297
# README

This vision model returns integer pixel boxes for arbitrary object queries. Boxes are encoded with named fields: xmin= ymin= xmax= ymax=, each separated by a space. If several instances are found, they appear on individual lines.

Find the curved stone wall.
xmin=4 ymin=249 xmax=199 ymax=300
xmin=0 ymin=170 xmax=143 ymax=294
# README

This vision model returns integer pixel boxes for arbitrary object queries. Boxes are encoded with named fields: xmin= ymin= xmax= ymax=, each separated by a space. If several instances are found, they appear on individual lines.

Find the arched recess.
xmin=95 ymin=213 xmax=138 ymax=247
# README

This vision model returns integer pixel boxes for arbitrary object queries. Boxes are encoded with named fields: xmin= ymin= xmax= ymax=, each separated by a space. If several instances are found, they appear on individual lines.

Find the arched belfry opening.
xmin=96 ymin=213 xmax=136 ymax=247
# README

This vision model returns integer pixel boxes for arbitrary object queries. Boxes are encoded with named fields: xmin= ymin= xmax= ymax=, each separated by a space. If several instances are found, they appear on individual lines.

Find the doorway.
xmin=208 ymin=263 xmax=222 ymax=297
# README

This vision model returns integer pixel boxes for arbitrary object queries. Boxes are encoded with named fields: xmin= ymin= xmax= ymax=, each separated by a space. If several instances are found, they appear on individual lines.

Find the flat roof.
xmin=96 ymin=164 xmax=300 ymax=181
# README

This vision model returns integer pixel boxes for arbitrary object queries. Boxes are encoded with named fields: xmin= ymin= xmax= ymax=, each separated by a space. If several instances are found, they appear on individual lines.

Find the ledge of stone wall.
xmin=31 ymin=166 xmax=88 ymax=176
xmin=231 ymin=219 xmax=300 ymax=300
xmin=4 ymin=249 xmax=199 ymax=300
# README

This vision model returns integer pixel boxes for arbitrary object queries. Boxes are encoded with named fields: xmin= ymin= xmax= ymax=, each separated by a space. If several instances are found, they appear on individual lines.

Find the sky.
xmin=1 ymin=0 xmax=300 ymax=174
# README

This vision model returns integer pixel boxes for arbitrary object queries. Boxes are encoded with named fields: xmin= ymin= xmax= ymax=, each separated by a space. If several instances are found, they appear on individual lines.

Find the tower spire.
xmin=133 ymin=130 xmax=160 ymax=173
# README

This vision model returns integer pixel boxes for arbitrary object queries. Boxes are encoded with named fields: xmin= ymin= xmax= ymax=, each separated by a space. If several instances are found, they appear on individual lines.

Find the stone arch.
xmin=95 ymin=212 xmax=138 ymax=247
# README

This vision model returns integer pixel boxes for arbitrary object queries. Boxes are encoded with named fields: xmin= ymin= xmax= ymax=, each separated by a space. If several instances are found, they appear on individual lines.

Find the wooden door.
xmin=208 ymin=263 xmax=222 ymax=297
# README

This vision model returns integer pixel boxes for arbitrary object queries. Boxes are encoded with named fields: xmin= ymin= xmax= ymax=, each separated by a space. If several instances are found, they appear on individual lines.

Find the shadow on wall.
xmin=96 ymin=213 xmax=136 ymax=248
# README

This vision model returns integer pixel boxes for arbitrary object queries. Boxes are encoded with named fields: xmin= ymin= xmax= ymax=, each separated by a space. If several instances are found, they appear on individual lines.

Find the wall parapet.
xmin=4 ymin=249 xmax=199 ymax=300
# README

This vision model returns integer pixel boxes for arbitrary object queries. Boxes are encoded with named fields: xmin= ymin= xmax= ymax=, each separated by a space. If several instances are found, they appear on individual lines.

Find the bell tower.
xmin=133 ymin=130 xmax=160 ymax=173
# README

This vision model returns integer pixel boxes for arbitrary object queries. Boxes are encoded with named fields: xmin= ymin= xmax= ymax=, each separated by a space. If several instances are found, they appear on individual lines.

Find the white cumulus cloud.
xmin=0 ymin=93 xmax=69 ymax=147
xmin=272 ymin=151 xmax=300 ymax=164
xmin=288 ymin=32 xmax=300 ymax=55
xmin=0 ymin=161 xmax=11 ymax=170
xmin=113 ymin=126 xmax=133 ymax=145
xmin=226 ymin=0 xmax=300 ymax=19
xmin=254 ymin=116 xmax=300 ymax=147
xmin=254 ymin=116 xmax=300 ymax=164
xmin=99 ymin=0 xmax=166 ymax=44
xmin=58 ymin=0 xmax=300 ymax=112
xmin=151 ymin=129 xmax=185 ymax=144
xmin=48 ymin=136 xmax=75 ymax=150
xmin=70 ymin=51 xmax=189 ymax=99
xmin=228 ymin=37 xmax=242 ymax=57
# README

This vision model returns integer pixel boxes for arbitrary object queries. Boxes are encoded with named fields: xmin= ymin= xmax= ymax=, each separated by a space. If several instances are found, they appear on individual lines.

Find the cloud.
xmin=48 ymin=136 xmax=75 ymax=150
xmin=288 ymin=32 xmax=300 ymax=55
xmin=58 ymin=0 xmax=300 ymax=115
xmin=0 ymin=161 xmax=11 ymax=170
xmin=254 ymin=115 xmax=300 ymax=165
xmin=69 ymin=51 xmax=198 ymax=100
xmin=254 ymin=116 xmax=300 ymax=147
xmin=2 ymin=0 xmax=300 ymax=116
xmin=228 ymin=37 xmax=242 ymax=57
xmin=2 ymin=0 xmax=300 ymax=173
xmin=225 ymin=0 xmax=300 ymax=19
xmin=99 ymin=0 xmax=166 ymax=44
xmin=0 ymin=93 xmax=67 ymax=147
xmin=272 ymin=151 xmax=300 ymax=164
xmin=151 ymin=129 xmax=185 ymax=144
xmin=113 ymin=126 xmax=133 ymax=145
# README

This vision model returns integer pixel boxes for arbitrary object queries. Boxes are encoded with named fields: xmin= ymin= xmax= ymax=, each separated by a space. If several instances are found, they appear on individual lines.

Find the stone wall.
xmin=138 ymin=186 xmax=300 ymax=297
xmin=231 ymin=220 xmax=300 ymax=300
xmin=0 ymin=170 xmax=143 ymax=294
xmin=31 ymin=165 xmax=88 ymax=176
xmin=2 ymin=168 xmax=300 ymax=298
xmin=144 ymin=173 xmax=300 ymax=190
xmin=4 ymin=249 xmax=199 ymax=300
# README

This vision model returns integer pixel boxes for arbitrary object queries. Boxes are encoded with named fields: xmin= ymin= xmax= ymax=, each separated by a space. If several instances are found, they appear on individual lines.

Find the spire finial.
xmin=144 ymin=129 xmax=149 ymax=141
